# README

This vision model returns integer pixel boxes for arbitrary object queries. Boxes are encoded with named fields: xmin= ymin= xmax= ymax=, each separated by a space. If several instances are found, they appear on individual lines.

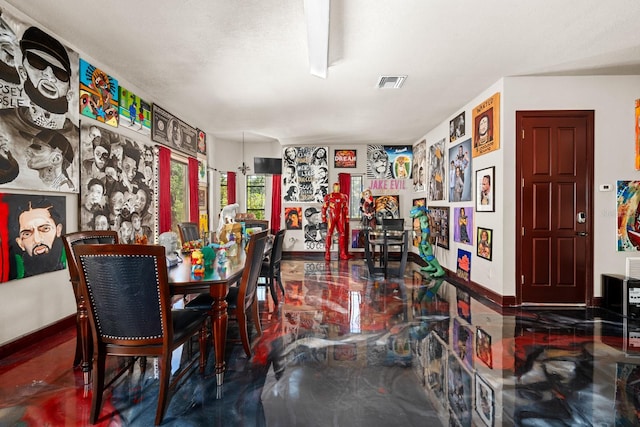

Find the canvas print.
xmin=448 ymin=139 xmax=472 ymax=202
xmin=454 ymin=207 xmax=473 ymax=245
xmin=283 ymin=146 xmax=328 ymax=203
xmin=151 ymin=104 xmax=198 ymax=156
xmin=334 ymin=149 xmax=356 ymax=168
xmin=197 ymin=129 xmax=206 ymax=155
xmin=79 ymin=59 xmax=119 ymax=127
xmin=198 ymin=156 xmax=207 ymax=185
xmin=412 ymin=139 xmax=426 ymax=192
xmin=450 ymin=111 xmax=466 ymax=143
xmin=447 ymin=354 xmax=472 ymax=427
xmin=428 ymin=206 xmax=450 ymax=250
xmin=366 ymin=145 xmax=392 ymax=179
xmin=617 ymin=180 xmax=640 ymax=251
xmin=428 ymin=138 xmax=446 ymax=201
xmin=456 ymin=249 xmax=471 ymax=282
xmin=79 ymin=123 xmax=157 ymax=244
xmin=453 ymin=318 xmax=473 ymax=370
xmin=475 ymin=373 xmax=494 ymax=427
xmin=285 ymin=207 xmax=302 ymax=230
xmin=373 ymin=195 xmax=400 ymax=223
xmin=636 ymin=99 xmax=640 ymax=170
xmin=0 ymin=193 xmax=66 ymax=282
xmin=386 ymin=145 xmax=412 ymax=179
xmin=472 ymin=92 xmax=500 ymax=158
xmin=118 ymin=86 xmax=151 ymax=135
xmin=0 ymin=13 xmax=80 ymax=194
xmin=476 ymin=166 xmax=494 ymax=212
xmin=303 ymin=205 xmax=326 ymax=250
xmin=477 ymin=227 xmax=493 ymax=260
xmin=476 ymin=327 xmax=493 ymax=368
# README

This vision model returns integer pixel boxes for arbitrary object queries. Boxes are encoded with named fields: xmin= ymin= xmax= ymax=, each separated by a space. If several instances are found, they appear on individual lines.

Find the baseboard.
xmin=0 ymin=314 xmax=75 ymax=360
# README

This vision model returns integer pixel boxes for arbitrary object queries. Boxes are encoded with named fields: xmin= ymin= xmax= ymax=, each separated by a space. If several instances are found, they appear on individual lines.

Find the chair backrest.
xmin=62 ymin=231 xmax=119 ymax=285
xmin=177 ymin=222 xmax=200 ymax=243
xmin=270 ymin=229 xmax=286 ymax=267
xmin=73 ymin=244 xmax=171 ymax=346
xmin=380 ymin=218 xmax=404 ymax=231
xmin=237 ymin=230 xmax=269 ymax=312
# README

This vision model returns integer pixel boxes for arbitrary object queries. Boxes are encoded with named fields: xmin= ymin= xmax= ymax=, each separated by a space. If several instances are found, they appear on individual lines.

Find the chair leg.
xmin=268 ymin=274 xmax=279 ymax=305
xmin=90 ymin=351 xmax=106 ymax=424
xmin=237 ymin=308 xmax=251 ymax=357
xmin=275 ymin=268 xmax=285 ymax=298
xmin=251 ymin=296 xmax=262 ymax=338
xmin=155 ymin=354 xmax=172 ymax=426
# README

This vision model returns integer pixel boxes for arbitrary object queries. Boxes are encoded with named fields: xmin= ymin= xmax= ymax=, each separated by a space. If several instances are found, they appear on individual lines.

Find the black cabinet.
xmin=602 ymin=274 xmax=640 ymax=319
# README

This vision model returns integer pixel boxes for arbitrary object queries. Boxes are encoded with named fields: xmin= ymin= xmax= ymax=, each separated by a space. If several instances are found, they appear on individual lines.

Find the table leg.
xmin=211 ymin=296 xmax=229 ymax=386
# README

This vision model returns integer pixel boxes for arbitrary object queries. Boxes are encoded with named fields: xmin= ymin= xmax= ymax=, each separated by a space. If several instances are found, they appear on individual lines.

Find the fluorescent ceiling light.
xmin=304 ymin=0 xmax=330 ymax=79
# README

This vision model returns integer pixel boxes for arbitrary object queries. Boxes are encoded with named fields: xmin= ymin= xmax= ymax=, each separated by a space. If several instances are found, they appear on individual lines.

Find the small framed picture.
xmin=477 ymin=227 xmax=493 ymax=261
xmin=476 ymin=166 xmax=495 ymax=212
xmin=475 ymin=373 xmax=495 ymax=426
xmin=334 ymin=149 xmax=357 ymax=168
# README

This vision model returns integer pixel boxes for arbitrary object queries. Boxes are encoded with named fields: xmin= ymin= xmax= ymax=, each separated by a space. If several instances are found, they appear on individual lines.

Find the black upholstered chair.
xmin=177 ymin=222 xmax=200 ymax=244
xmin=227 ymin=230 xmax=269 ymax=356
xmin=61 ymin=230 xmax=119 ymax=388
xmin=259 ymin=229 xmax=286 ymax=304
xmin=74 ymin=244 xmax=208 ymax=425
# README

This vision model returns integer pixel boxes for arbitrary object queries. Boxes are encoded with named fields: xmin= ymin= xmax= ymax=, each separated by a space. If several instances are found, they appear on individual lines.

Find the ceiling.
xmin=5 ymin=0 xmax=640 ymax=146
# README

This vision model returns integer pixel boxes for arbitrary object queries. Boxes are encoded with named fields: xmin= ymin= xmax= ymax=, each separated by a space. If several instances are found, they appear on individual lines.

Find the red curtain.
xmin=338 ymin=173 xmax=351 ymax=244
xmin=270 ymin=174 xmax=282 ymax=233
xmin=227 ymin=171 xmax=236 ymax=205
xmin=158 ymin=146 xmax=172 ymax=233
xmin=188 ymin=157 xmax=199 ymax=223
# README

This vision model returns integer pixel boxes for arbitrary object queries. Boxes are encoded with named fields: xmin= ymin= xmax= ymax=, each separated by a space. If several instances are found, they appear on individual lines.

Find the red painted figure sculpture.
xmin=322 ymin=182 xmax=351 ymax=261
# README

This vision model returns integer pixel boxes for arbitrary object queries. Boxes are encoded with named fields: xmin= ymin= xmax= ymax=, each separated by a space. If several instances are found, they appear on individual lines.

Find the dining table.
xmin=364 ymin=228 xmax=410 ymax=278
xmin=167 ymin=243 xmax=246 ymax=387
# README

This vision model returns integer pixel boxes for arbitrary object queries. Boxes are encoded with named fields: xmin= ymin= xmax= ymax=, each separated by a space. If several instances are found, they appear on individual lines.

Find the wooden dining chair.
xmin=259 ymin=229 xmax=286 ymax=304
xmin=74 ymin=244 xmax=209 ymax=425
xmin=177 ymin=222 xmax=200 ymax=244
xmin=61 ymin=230 xmax=119 ymax=388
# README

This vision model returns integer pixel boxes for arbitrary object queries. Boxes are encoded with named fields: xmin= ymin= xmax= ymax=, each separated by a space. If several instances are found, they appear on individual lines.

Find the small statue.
xmin=322 ymin=182 xmax=351 ymax=261
xmin=410 ymin=205 xmax=445 ymax=277
xmin=359 ymin=188 xmax=376 ymax=229
xmin=217 ymin=203 xmax=240 ymax=237
xmin=159 ymin=231 xmax=180 ymax=267
xmin=191 ymin=249 xmax=205 ymax=278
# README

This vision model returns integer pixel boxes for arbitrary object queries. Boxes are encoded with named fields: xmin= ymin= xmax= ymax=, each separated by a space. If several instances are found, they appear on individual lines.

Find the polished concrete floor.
xmin=0 ymin=259 xmax=637 ymax=426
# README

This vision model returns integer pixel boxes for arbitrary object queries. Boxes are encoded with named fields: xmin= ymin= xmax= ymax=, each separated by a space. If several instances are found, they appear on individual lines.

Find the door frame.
xmin=515 ymin=110 xmax=595 ymax=305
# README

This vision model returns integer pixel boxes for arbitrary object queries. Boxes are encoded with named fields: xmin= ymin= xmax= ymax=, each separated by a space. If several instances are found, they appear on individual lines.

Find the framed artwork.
xmin=635 ymin=99 xmax=639 ymax=170
xmin=413 ymin=139 xmax=426 ymax=192
xmin=412 ymin=198 xmax=426 ymax=247
xmin=617 ymin=180 xmax=640 ymax=251
xmin=334 ymin=149 xmax=356 ymax=168
xmin=118 ymin=86 xmax=151 ymax=135
xmin=80 ymin=58 xmax=119 ymax=127
xmin=447 ymin=354 xmax=472 ymax=427
xmin=472 ymin=92 xmax=501 ymax=158
xmin=452 ymin=318 xmax=473 ymax=370
xmin=151 ymin=104 xmax=198 ymax=156
xmin=428 ymin=139 xmax=446 ymax=201
xmin=454 ymin=206 xmax=473 ymax=245
xmin=475 ymin=373 xmax=495 ymax=427
xmin=476 ymin=327 xmax=493 ymax=368
xmin=449 ymin=111 xmax=466 ymax=143
xmin=456 ymin=249 xmax=471 ymax=282
xmin=198 ymin=186 xmax=206 ymax=208
xmin=197 ymin=129 xmax=207 ymax=155
xmin=373 ymin=195 xmax=400 ymax=222
xmin=448 ymin=139 xmax=472 ymax=202
xmin=285 ymin=207 xmax=302 ymax=230
xmin=351 ymin=229 xmax=364 ymax=248
xmin=477 ymin=227 xmax=493 ymax=261
xmin=476 ymin=166 xmax=495 ymax=212
xmin=428 ymin=206 xmax=450 ymax=250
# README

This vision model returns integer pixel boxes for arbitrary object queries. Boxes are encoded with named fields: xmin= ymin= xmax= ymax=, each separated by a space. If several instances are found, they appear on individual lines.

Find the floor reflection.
xmin=0 ymin=259 xmax=637 ymax=426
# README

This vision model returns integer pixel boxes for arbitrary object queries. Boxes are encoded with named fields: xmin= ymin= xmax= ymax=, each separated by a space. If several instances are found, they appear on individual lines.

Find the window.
xmin=349 ymin=175 xmax=363 ymax=219
xmin=246 ymin=175 xmax=265 ymax=219
xmin=219 ymin=174 xmax=228 ymax=207
xmin=170 ymin=155 xmax=189 ymax=231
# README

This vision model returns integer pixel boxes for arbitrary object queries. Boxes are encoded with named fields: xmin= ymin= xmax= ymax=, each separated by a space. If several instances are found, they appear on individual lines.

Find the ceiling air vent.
xmin=377 ymin=75 xmax=407 ymax=89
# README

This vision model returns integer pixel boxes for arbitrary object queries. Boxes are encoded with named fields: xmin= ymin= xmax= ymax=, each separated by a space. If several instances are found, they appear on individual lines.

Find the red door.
xmin=516 ymin=111 xmax=594 ymax=304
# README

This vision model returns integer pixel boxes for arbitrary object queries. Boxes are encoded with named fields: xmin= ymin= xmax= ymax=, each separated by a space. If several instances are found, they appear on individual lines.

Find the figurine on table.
xmin=409 ymin=205 xmax=445 ymax=277
xmin=322 ymin=182 xmax=351 ymax=261
xmin=359 ymin=188 xmax=376 ymax=229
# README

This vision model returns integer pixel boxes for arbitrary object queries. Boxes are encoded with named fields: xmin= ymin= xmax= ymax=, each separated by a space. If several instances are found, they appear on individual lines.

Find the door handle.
xmin=577 ymin=232 xmax=588 ymax=237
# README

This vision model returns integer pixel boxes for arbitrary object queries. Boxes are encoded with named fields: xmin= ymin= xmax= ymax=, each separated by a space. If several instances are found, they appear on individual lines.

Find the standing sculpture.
xmin=410 ymin=205 xmax=445 ymax=277
xmin=359 ymin=188 xmax=376 ymax=229
xmin=322 ymin=182 xmax=351 ymax=261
